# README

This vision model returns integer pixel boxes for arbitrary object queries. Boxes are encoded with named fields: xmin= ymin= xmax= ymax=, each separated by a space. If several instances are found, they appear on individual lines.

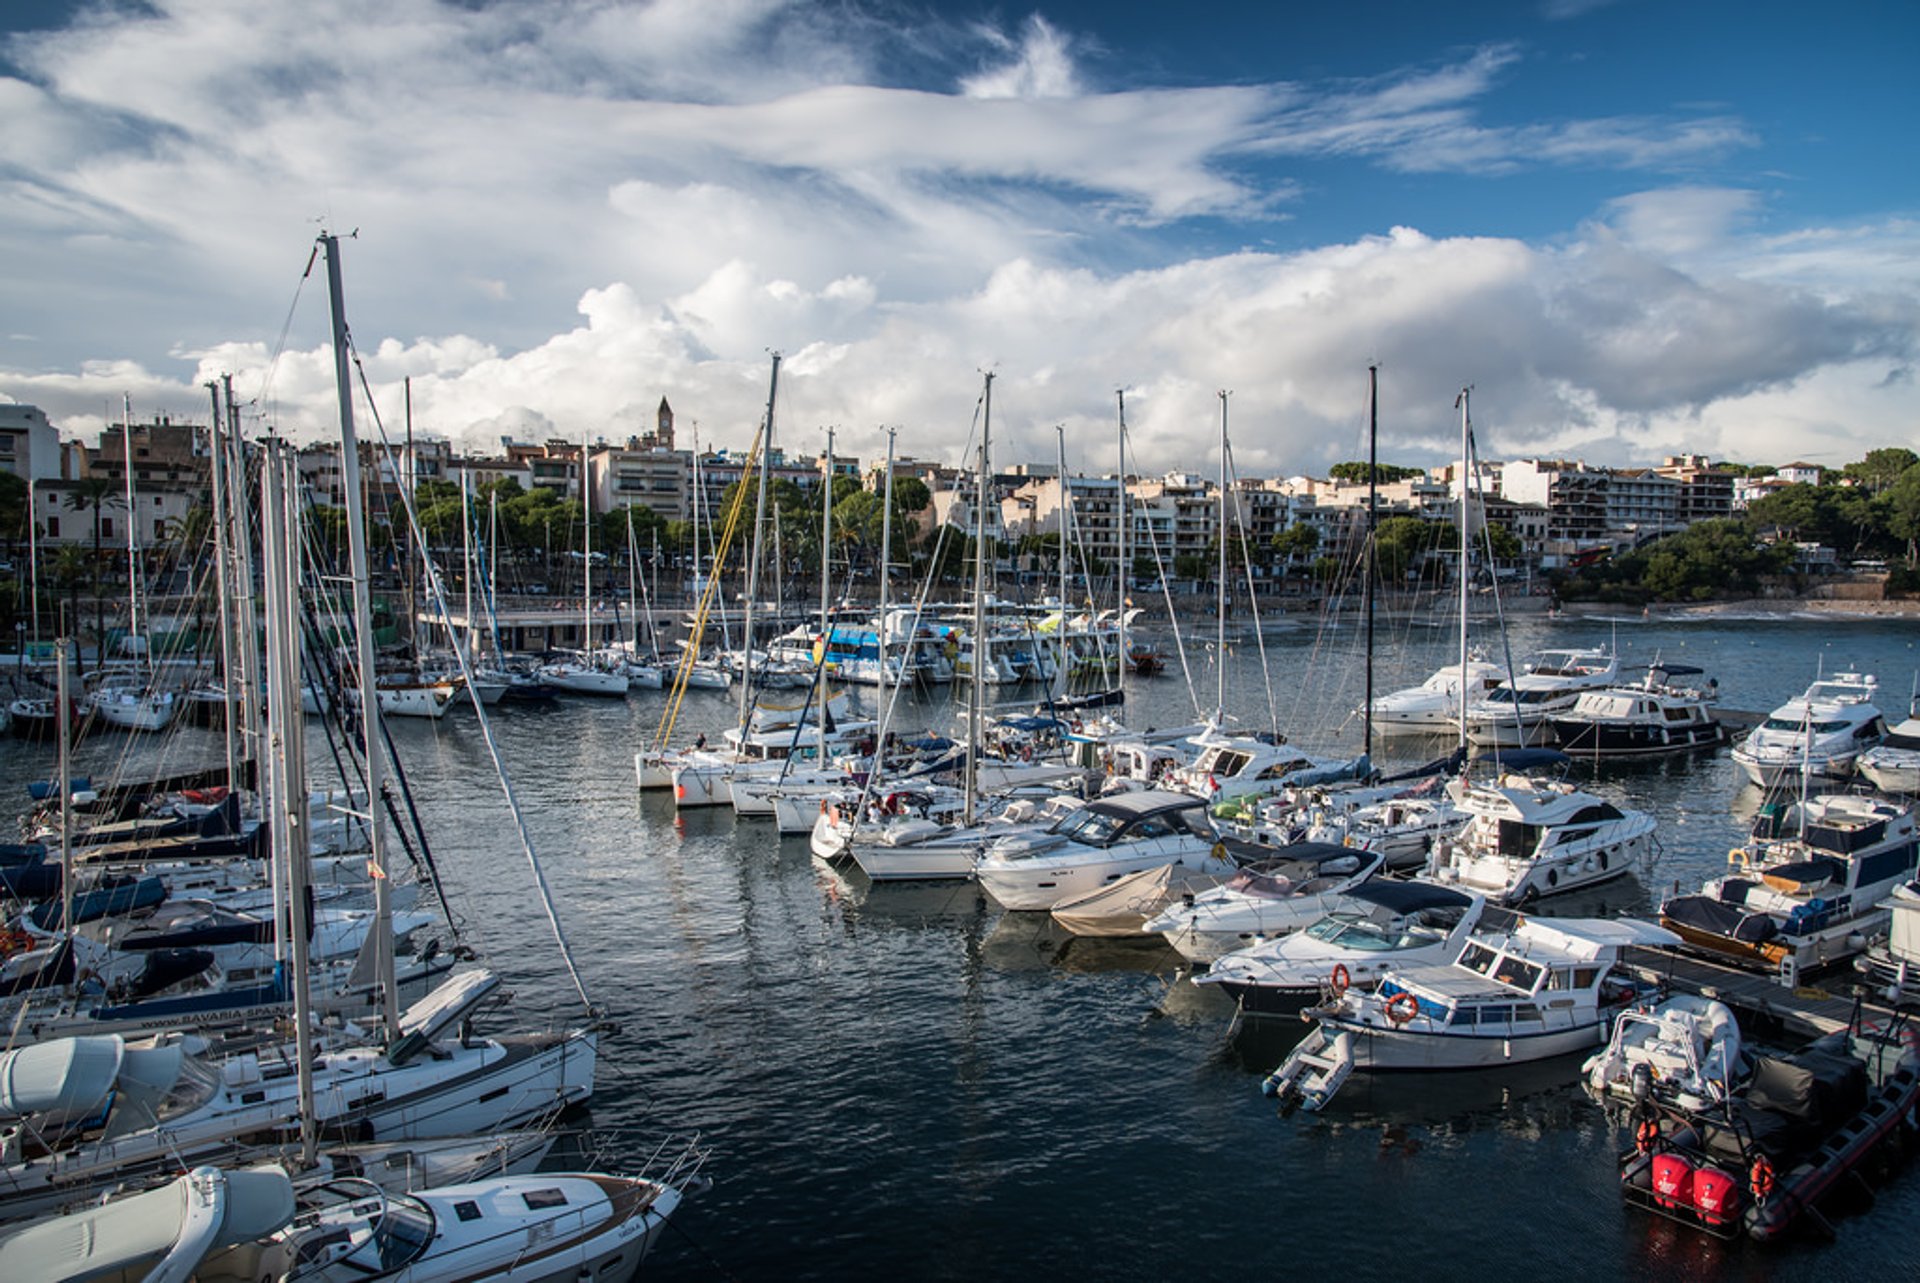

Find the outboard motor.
xmin=1650 ymin=1153 xmax=1695 ymax=1211
xmin=1692 ymin=1165 xmax=1742 ymax=1226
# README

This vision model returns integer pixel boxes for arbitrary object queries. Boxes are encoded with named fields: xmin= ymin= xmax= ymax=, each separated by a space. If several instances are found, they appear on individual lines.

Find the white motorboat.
xmin=1167 ymin=730 xmax=1359 ymax=805
xmin=1427 ymin=771 xmax=1655 ymax=905
xmin=1464 ymin=646 xmax=1621 ymax=748
xmin=1194 ymin=881 xmax=1489 ymax=1016
xmin=1261 ymin=916 xmax=1677 ymax=1112
xmin=1140 ymin=840 xmax=1385 ymax=962
xmin=1548 ymin=664 xmax=1728 ymax=758
xmin=1855 ymin=877 xmax=1920 ymax=998
xmin=1583 ymin=993 xmax=1744 ymax=1111
xmin=974 ymin=789 xmax=1229 ymax=911
xmin=1048 ymin=860 xmax=1241 ymax=938
xmin=1366 ymin=656 xmax=1509 ymax=736
xmin=671 ymin=717 xmax=877 ymax=808
xmin=1857 ymin=701 xmax=1920 ymax=794
xmin=1660 ymin=792 xmax=1919 ymax=978
xmin=1730 ymin=670 xmax=1885 ymax=787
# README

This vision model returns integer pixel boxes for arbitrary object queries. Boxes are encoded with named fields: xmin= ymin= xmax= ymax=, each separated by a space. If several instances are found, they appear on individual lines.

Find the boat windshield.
xmin=373 ymin=1196 xmax=436 ymax=1271
xmin=1304 ymin=913 xmax=1409 ymax=952
xmin=1456 ymin=942 xmax=1544 ymax=991
xmin=1761 ymin=717 xmax=1849 ymax=733
xmin=1052 ymin=809 xmax=1128 ymax=845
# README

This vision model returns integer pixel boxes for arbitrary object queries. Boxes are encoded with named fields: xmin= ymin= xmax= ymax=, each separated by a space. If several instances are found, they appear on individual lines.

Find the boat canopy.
xmin=0 ymin=1035 xmax=123 ymax=1118
xmin=0 ymin=1165 xmax=295 ymax=1280
xmin=1342 ymin=880 xmax=1474 ymax=915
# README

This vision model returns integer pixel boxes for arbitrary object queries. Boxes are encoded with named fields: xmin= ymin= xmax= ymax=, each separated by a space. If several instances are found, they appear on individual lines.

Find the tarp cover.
xmin=1745 ymin=1048 xmax=1869 ymax=1131
xmin=0 ymin=1035 xmax=123 ymax=1119
xmin=1662 ymin=895 xmax=1778 ymax=944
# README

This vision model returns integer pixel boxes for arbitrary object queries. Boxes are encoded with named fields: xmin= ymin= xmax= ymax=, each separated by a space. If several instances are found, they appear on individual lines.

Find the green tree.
xmin=1843 ymin=448 xmax=1919 ymax=494
xmin=1329 ymin=461 xmax=1424 ymax=485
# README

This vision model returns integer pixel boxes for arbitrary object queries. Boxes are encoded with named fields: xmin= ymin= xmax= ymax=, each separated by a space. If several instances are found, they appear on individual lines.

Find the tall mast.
xmin=204 ymin=383 xmax=238 ymax=788
xmin=581 ymin=427 xmax=592 ymax=659
xmin=967 ymin=372 xmax=993 ymax=826
xmin=738 ymin=354 xmax=780 ymax=725
xmin=1456 ymin=387 xmax=1472 ymax=759
xmin=461 ymin=467 xmax=475 ymax=662
xmin=319 ymin=232 xmax=399 ymax=1042
xmin=55 ymin=638 xmax=73 ymax=956
xmin=1116 ymin=391 xmax=1127 ymax=701
xmin=1216 ymin=390 xmax=1229 ymax=725
xmin=1055 ymin=426 xmax=1069 ymax=623
xmin=1364 ymin=364 xmax=1378 ymax=761
xmin=26 ymin=479 xmax=40 ymax=648
xmin=121 ymin=395 xmax=141 ymax=668
xmin=818 ymin=425 xmax=833 ymax=759
xmin=878 ymin=427 xmax=896 ymax=685
xmin=222 ymin=377 xmax=262 ymax=780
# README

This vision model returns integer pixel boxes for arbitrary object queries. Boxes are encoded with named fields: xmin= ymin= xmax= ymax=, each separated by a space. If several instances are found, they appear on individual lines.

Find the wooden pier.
xmin=1619 ymin=945 xmax=1896 ymax=1041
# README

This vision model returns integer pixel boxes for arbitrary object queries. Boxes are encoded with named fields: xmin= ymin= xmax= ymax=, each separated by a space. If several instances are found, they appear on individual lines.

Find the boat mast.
xmin=878 ymin=427 xmax=896 ymax=684
xmin=461 ymin=468 xmax=476 ymax=663
xmin=581 ymin=426 xmax=593 ymax=662
xmin=222 ymin=376 xmax=263 ymax=781
xmin=121 ymin=395 xmax=141 ymax=671
xmin=1055 ymin=425 xmax=1069 ymax=631
xmin=1216 ymin=390 xmax=1228 ymax=726
xmin=319 ymin=231 xmax=399 ymax=1042
xmin=204 ymin=384 xmax=239 ymax=788
xmin=55 ymin=637 xmax=73 ymax=957
xmin=1116 ymin=390 xmax=1127 ymax=701
xmin=818 ymin=425 xmax=834 ymax=759
xmin=1456 ymin=387 xmax=1472 ymax=764
xmin=967 ymin=372 xmax=993 ymax=826
xmin=259 ymin=441 xmax=318 ymax=1161
xmin=1364 ymin=364 xmax=1378 ymax=760
xmin=739 ymin=355 xmax=780 ymax=725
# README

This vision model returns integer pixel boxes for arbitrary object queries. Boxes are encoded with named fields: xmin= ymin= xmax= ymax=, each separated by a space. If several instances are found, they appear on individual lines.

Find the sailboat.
xmin=539 ymin=432 xmax=629 ymax=697
xmin=81 ymin=397 xmax=180 ymax=732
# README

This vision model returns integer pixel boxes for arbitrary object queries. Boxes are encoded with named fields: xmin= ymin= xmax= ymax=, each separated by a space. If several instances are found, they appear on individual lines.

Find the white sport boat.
xmin=974 ymin=790 xmax=1230 ymax=911
xmin=1194 ymin=881 xmax=1490 ymax=1016
xmin=1660 ymin=792 xmax=1919 ymax=979
xmin=83 ymin=682 xmax=179 ymax=732
xmin=1366 ymin=656 xmax=1508 ymax=736
xmin=1140 ymin=840 xmax=1385 ymax=963
xmin=1427 ymin=771 xmax=1655 ymax=905
xmin=1857 ymin=702 xmax=1920 ymax=795
xmin=1261 ymin=916 xmax=1676 ymax=1113
xmin=1583 ymin=993 xmax=1744 ymax=1111
xmin=1167 ymin=732 xmax=1357 ymax=805
xmin=1464 ymin=647 xmax=1621 ymax=749
xmin=1730 ymin=670 xmax=1885 ymax=787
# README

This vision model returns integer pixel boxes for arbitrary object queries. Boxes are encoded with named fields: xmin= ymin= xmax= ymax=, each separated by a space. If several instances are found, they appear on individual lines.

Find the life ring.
xmin=1020 ymin=744 xmax=1033 ymax=763
xmin=1329 ymin=964 xmax=1351 ymax=995
xmin=1634 ymin=1118 xmax=1659 ymax=1155
xmin=1749 ymin=1155 xmax=1775 ymax=1202
xmin=1385 ymin=991 xmax=1418 ymax=1025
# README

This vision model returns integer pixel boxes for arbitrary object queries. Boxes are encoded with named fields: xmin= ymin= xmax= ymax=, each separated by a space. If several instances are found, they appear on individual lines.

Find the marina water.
xmin=7 ymin=609 xmax=1918 ymax=1279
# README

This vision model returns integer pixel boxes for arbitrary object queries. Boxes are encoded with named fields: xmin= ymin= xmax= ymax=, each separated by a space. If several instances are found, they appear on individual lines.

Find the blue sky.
xmin=1 ymin=0 xmax=1915 ymax=476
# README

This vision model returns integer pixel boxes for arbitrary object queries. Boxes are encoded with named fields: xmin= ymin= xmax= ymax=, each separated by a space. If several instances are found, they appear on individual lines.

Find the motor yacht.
xmin=1140 ymin=840 xmax=1384 ymax=963
xmin=1730 ymin=670 xmax=1885 ymax=788
xmin=974 ymin=790 xmax=1230 ymax=911
xmin=1193 ymin=881 xmax=1490 ymax=1016
xmin=1366 ymin=656 xmax=1508 ymax=736
xmin=1463 ymin=646 xmax=1621 ymax=748
xmin=1660 ymin=793 xmax=1919 ymax=979
xmin=1857 ymin=697 xmax=1920 ymax=794
xmin=1427 ymin=771 xmax=1655 ymax=905
xmin=1548 ymin=664 xmax=1728 ymax=758
xmin=1262 ymin=916 xmax=1676 ymax=1112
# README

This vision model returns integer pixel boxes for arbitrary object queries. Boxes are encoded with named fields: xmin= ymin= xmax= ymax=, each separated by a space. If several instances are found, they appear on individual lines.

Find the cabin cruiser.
xmin=1583 ymin=993 xmax=1744 ymax=1111
xmin=1261 ymin=916 xmax=1675 ymax=1112
xmin=1857 ymin=697 xmax=1920 ymax=794
xmin=1730 ymin=670 xmax=1885 ymax=788
xmin=1427 ymin=771 xmax=1655 ymax=905
xmin=669 ymin=715 xmax=878 ymax=808
xmin=1366 ymin=656 xmax=1509 ymax=736
xmin=1660 ymin=793 xmax=1919 ymax=979
xmin=1167 ymin=730 xmax=1364 ymax=805
xmin=1464 ymin=646 xmax=1621 ymax=748
xmin=974 ymin=790 xmax=1230 ymax=911
xmin=1193 ymin=882 xmax=1490 ymax=1016
xmin=1140 ymin=840 xmax=1384 ymax=963
xmin=813 ymin=789 xmax=1082 ymax=881
xmin=1548 ymin=664 xmax=1727 ymax=758
xmin=1854 ymin=878 xmax=1920 ymax=999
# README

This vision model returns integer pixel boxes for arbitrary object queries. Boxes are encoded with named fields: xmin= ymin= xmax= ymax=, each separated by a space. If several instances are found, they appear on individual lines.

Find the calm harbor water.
xmin=7 ymin=607 xmax=1920 ymax=1280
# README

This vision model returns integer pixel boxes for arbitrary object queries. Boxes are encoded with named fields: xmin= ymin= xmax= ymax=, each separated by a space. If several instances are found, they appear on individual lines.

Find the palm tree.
xmin=65 ymin=476 xmax=125 ymax=662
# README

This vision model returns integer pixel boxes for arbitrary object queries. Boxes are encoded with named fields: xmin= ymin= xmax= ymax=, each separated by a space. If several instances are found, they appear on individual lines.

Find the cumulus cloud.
xmin=0 ymin=0 xmax=1912 ymax=484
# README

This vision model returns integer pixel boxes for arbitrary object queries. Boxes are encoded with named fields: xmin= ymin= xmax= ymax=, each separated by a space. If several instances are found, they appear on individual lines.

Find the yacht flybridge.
xmin=1464 ymin=647 xmax=1622 ymax=749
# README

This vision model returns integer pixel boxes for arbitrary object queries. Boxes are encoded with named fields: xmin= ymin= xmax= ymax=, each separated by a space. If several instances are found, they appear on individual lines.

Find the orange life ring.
xmin=1329 ymin=964 xmax=1351 ymax=995
xmin=1749 ymin=1155 xmax=1775 ymax=1201
xmin=1385 ymin=991 xmax=1418 ymax=1025
xmin=1020 ymin=744 xmax=1033 ymax=763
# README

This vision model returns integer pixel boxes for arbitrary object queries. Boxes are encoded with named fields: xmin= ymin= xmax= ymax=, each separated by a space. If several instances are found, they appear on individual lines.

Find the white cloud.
xmin=0 ymin=1 xmax=1910 ymax=485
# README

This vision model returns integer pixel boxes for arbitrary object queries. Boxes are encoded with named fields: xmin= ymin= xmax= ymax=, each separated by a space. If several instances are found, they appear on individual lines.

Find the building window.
xmin=154 ymin=520 xmax=167 ymax=540
xmin=45 ymin=517 xmax=59 ymax=537
xmin=101 ymin=517 xmax=114 ymax=538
